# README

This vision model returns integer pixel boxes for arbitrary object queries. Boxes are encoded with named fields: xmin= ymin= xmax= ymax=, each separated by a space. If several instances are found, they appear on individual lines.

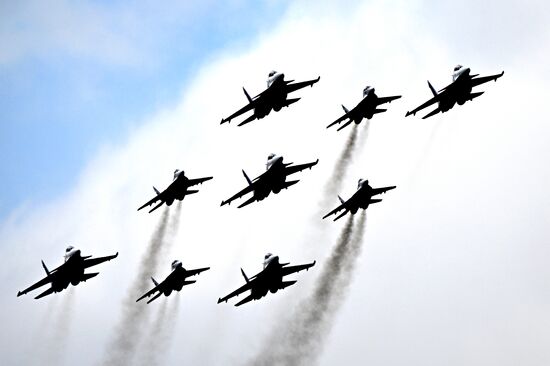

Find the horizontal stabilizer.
xmin=469 ymin=91 xmax=484 ymax=100
xmin=149 ymin=201 xmax=164 ymax=213
xmin=237 ymin=196 xmax=256 ymax=209
xmin=81 ymin=272 xmax=99 ymax=282
xmin=237 ymin=114 xmax=257 ymax=127
xmin=235 ymin=294 xmax=255 ymax=307
xmin=282 ymin=180 xmax=299 ymax=190
xmin=35 ymin=287 xmax=55 ymax=300
xmin=334 ymin=209 xmax=349 ymax=221
xmin=422 ymin=107 xmax=441 ymax=119
xmin=284 ymin=98 xmax=301 ymax=107
xmin=280 ymin=280 xmax=297 ymax=290
xmin=146 ymin=292 xmax=162 ymax=304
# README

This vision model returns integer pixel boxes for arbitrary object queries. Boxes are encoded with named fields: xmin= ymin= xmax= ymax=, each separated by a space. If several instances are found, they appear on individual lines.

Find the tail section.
xmin=151 ymin=277 xmax=159 ymax=286
xmin=34 ymin=287 xmax=55 ymax=300
xmin=338 ymin=195 xmax=345 ymax=204
xmin=146 ymin=292 xmax=162 ymax=304
xmin=283 ymin=97 xmax=301 ymax=108
xmin=280 ymin=280 xmax=297 ymax=290
xmin=241 ymin=268 xmax=250 ymax=283
xmin=81 ymin=272 xmax=99 ymax=282
xmin=42 ymin=260 xmax=50 ymax=277
xmin=341 ymin=105 xmax=350 ymax=114
xmin=243 ymin=87 xmax=252 ymax=103
xmin=469 ymin=91 xmax=484 ymax=101
xmin=427 ymin=81 xmax=437 ymax=97
xmin=281 ymin=180 xmax=299 ymax=190
xmin=242 ymin=170 xmax=252 ymax=186
xmin=153 ymin=186 xmax=160 ymax=195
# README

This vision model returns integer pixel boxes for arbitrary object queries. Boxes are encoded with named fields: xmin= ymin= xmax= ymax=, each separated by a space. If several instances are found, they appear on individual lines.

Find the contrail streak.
xmin=45 ymin=288 xmax=76 ymax=366
xmin=139 ymin=293 xmax=181 ymax=366
xmin=102 ymin=208 xmax=170 ymax=366
xmin=252 ymin=213 xmax=369 ymax=366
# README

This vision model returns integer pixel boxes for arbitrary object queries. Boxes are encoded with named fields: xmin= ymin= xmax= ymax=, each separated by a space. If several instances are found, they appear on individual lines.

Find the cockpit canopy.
xmin=454 ymin=65 xmax=463 ymax=72
xmin=171 ymin=260 xmax=181 ymax=270
xmin=267 ymin=153 xmax=276 ymax=161
xmin=173 ymin=169 xmax=183 ymax=180
xmin=66 ymin=246 xmax=74 ymax=253
xmin=268 ymin=70 xmax=277 ymax=77
xmin=363 ymin=86 xmax=373 ymax=96
xmin=264 ymin=253 xmax=272 ymax=260
xmin=358 ymin=178 xmax=368 ymax=189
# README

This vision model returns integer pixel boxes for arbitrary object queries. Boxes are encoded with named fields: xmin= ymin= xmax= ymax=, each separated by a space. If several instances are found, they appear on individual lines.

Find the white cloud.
xmin=1 ymin=0 xmax=549 ymax=365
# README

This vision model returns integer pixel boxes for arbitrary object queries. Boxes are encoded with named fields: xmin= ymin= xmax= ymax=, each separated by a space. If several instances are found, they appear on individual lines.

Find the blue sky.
xmin=0 ymin=0 xmax=291 ymax=218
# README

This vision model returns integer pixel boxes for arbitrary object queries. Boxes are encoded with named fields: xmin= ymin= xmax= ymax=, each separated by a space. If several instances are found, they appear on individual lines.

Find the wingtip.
xmin=217 ymin=298 xmax=222 ymax=304
xmin=405 ymin=111 xmax=411 ymax=117
xmin=114 ymin=252 xmax=119 ymax=258
xmin=17 ymin=291 xmax=22 ymax=297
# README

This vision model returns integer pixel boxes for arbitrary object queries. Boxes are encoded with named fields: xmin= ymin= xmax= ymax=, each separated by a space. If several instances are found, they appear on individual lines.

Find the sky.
xmin=1 ymin=0 xmax=550 ymax=365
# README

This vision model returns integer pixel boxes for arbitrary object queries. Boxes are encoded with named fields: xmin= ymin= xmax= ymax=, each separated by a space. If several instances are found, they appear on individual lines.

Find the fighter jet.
xmin=221 ymin=153 xmax=318 ymax=208
xmin=138 ymin=169 xmax=213 ymax=213
xmin=217 ymin=253 xmax=315 ymax=306
xmin=220 ymin=71 xmax=320 ymax=126
xmin=17 ymin=246 xmax=118 ymax=299
xmin=323 ymin=179 xmax=396 ymax=221
xmin=405 ymin=65 xmax=504 ymax=119
xmin=136 ymin=260 xmax=210 ymax=304
xmin=327 ymin=86 xmax=401 ymax=131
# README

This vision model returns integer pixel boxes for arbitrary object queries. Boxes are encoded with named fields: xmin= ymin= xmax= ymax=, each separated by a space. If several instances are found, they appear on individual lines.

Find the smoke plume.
xmin=102 ymin=208 xmax=171 ymax=366
xmin=252 ymin=212 xmax=367 ymax=365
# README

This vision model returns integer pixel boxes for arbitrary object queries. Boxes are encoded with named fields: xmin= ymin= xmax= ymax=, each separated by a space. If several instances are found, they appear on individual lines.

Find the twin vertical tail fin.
xmin=342 ymin=105 xmax=350 ymax=114
xmin=243 ymin=88 xmax=253 ymax=103
xmin=151 ymin=277 xmax=159 ymax=286
xmin=428 ymin=81 xmax=438 ymax=97
xmin=241 ymin=268 xmax=249 ymax=283
xmin=42 ymin=260 xmax=50 ymax=277
xmin=242 ymin=170 xmax=252 ymax=186
xmin=153 ymin=186 xmax=160 ymax=195
xmin=338 ymin=195 xmax=345 ymax=204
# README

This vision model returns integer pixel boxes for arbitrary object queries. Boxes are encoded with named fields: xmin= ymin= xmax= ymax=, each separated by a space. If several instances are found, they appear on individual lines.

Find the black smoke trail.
xmin=102 ymin=208 xmax=170 ymax=366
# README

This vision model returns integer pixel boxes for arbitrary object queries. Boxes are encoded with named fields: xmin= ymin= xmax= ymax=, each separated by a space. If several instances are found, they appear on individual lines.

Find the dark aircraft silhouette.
xmin=136 ymin=260 xmax=210 ymax=304
xmin=405 ymin=65 xmax=504 ymax=119
xmin=17 ymin=246 xmax=118 ymax=299
xmin=217 ymin=253 xmax=315 ymax=306
xmin=138 ymin=169 xmax=213 ymax=213
xmin=327 ymin=86 xmax=401 ymax=131
xmin=323 ymin=179 xmax=396 ymax=221
xmin=220 ymin=71 xmax=320 ymax=126
xmin=220 ymin=153 xmax=318 ymax=208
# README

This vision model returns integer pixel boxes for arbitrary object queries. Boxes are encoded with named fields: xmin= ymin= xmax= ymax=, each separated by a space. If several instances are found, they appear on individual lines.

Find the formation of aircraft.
xmin=138 ymin=169 xmax=213 ymax=213
xmin=136 ymin=260 xmax=210 ymax=304
xmin=217 ymin=253 xmax=315 ymax=306
xmin=406 ymin=65 xmax=504 ymax=119
xmin=17 ymin=66 xmax=503 ymax=307
xmin=327 ymin=86 xmax=401 ymax=131
xmin=221 ymin=153 xmax=318 ymax=208
xmin=17 ymin=246 xmax=118 ymax=299
xmin=220 ymin=71 xmax=320 ymax=126
xmin=323 ymin=179 xmax=396 ymax=221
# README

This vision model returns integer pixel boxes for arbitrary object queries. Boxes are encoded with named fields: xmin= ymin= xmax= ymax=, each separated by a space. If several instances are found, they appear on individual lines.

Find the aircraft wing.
xmin=17 ymin=276 xmax=53 ymax=297
xmin=281 ymin=261 xmax=316 ymax=277
xmin=322 ymin=201 xmax=347 ymax=219
xmin=217 ymin=281 xmax=254 ymax=304
xmin=284 ymin=159 xmax=319 ymax=176
xmin=371 ymin=185 xmax=396 ymax=196
xmin=377 ymin=95 xmax=402 ymax=105
xmin=470 ymin=71 xmax=504 ymax=88
xmin=185 ymin=267 xmax=210 ymax=278
xmin=285 ymin=76 xmax=321 ymax=94
xmin=187 ymin=176 xmax=213 ymax=187
xmin=83 ymin=252 xmax=118 ymax=268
